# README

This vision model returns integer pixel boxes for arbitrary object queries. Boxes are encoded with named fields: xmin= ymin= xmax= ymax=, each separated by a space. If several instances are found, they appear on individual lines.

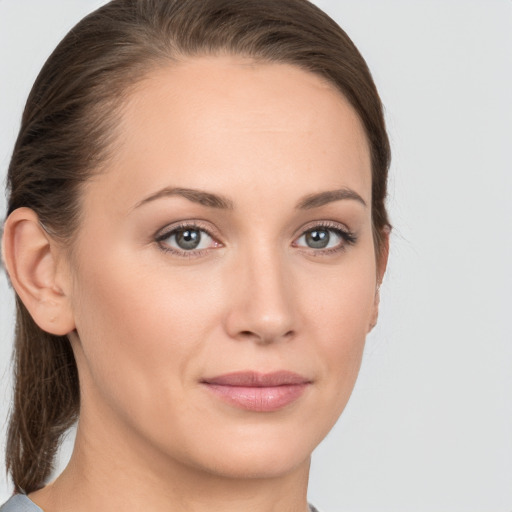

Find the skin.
xmin=4 ymin=56 xmax=387 ymax=512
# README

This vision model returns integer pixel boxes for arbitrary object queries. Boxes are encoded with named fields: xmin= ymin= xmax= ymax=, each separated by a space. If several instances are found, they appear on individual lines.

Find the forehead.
xmin=86 ymin=55 xmax=371 ymax=213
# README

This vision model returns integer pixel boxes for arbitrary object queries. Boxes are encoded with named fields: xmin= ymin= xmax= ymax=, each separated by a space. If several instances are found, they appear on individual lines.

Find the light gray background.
xmin=1 ymin=1 xmax=511 ymax=511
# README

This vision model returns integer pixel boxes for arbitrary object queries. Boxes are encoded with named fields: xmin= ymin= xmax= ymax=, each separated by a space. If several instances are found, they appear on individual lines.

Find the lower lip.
xmin=203 ymin=383 xmax=309 ymax=412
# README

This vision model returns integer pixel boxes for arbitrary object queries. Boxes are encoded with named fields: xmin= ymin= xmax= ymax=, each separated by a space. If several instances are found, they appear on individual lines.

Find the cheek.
xmin=70 ymin=226 xmax=376 ymax=408
xmin=71 ymin=235 xmax=376 ymax=381
xmin=301 ymin=246 xmax=377 ymax=339
xmin=299 ymin=250 xmax=376 ymax=417
xmin=69 ymin=253 xmax=222 ymax=416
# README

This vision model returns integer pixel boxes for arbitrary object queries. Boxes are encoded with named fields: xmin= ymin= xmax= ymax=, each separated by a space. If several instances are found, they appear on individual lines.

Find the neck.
xmin=30 ymin=419 xmax=312 ymax=512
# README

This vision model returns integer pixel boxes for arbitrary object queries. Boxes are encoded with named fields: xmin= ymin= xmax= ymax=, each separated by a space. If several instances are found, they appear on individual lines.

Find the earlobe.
xmin=368 ymin=286 xmax=381 ymax=333
xmin=368 ymin=227 xmax=390 ymax=333
xmin=2 ymin=207 xmax=76 ymax=336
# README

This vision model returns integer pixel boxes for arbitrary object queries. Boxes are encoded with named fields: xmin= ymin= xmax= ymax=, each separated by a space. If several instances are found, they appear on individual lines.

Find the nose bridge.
xmin=225 ymin=240 xmax=296 ymax=344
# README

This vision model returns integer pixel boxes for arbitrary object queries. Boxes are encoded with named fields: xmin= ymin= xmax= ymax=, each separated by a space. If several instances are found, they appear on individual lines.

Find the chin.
xmin=196 ymin=445 xmax=311 ymax=480
xmin=162 ymin=418 xmax=326 ymax=481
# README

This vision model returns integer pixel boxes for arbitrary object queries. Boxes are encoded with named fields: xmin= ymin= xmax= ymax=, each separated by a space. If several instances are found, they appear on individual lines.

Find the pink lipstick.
xmin=201 ymin=371 xmax=311 ymax=412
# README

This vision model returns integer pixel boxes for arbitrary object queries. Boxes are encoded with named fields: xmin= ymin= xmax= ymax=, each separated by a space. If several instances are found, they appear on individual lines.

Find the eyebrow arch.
xmin=296 ymin=188 xmax=367 ymax=209
xmin=134 ymin=187 xmax=234 ymax=210
xmin=134 ymin=185 xmax=366 ymax=211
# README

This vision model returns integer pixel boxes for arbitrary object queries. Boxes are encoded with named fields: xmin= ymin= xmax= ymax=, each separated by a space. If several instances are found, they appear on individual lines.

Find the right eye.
xmin=156 ymin=223 xmax=222 ymax=256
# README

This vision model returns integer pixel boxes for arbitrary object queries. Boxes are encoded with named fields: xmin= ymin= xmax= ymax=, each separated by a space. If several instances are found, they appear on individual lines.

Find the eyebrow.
xmin=134 ymin=187 xmax=234 ymax=210
xmin=134 ymin=186 xmax=366 ymax=210
xmin=296 ymin=188 xmax=367 ymax=209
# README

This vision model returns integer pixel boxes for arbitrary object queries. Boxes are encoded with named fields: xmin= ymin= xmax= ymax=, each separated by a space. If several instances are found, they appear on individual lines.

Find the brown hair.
xmin=4 ymin=0 xmax=390 ymax=494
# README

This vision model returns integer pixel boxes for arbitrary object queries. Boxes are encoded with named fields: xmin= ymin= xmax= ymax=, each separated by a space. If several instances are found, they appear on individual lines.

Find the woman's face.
xmin=64 ymin=56 xmax=382 ymax=479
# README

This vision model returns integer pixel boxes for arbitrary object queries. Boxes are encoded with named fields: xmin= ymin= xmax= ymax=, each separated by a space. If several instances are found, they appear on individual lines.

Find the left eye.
xmin=294 ymin=227 xmax=346 ymax=250
xmin=158 ymin=226 xmax=216 ymax=252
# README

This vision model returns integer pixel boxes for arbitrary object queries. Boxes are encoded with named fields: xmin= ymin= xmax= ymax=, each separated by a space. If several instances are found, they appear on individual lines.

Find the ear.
xmin=368 ymin=227 xmax=390 ymax=332
xmin=2 ymin=207 xmax=76 ymax=335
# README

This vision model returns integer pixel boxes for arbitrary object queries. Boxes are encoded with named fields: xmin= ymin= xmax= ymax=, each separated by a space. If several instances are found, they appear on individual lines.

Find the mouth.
xmin=200 ymin=371 xmax=312 ymax=412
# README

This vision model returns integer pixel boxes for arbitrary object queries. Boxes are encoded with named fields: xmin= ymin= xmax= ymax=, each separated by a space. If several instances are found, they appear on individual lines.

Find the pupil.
xmin=176 ymin=229 xmax=201 ymax=250
xmin=306 ymin=229 xmax=329 ymax=249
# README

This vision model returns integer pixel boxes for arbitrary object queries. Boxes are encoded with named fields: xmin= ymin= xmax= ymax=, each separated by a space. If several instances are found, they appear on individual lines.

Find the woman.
xmin=0 ymin=0 xmax=390 ymax=511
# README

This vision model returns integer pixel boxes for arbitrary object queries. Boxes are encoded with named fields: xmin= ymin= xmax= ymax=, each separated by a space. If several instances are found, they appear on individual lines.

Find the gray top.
xmin=0 ymin=495 xmax=43 ymax=512
xmin=1 ymin=494 xmax=320 ymax=511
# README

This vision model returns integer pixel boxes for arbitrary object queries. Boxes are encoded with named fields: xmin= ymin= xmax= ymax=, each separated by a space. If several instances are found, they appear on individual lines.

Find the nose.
xmin=224 ymin=246 xmax=297 ymax=345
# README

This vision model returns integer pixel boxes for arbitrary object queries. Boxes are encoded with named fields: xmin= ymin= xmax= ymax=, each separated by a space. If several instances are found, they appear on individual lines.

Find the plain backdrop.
xmin=1 ymin=1 xmax=511 ymax=511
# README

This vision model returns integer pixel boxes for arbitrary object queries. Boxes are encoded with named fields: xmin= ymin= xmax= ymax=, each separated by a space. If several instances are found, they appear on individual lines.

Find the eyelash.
xmin=155 ymin=221 xmax=219 ymax=259
xmin=293 ymin=221 xmax=357 ymax=255
xmin=155 ymin=220 xmax=357 ymax=258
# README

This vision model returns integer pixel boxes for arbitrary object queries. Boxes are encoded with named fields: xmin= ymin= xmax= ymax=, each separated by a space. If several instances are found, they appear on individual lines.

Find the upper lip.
xmin=201 ymin=371 xmax=311 ymax=387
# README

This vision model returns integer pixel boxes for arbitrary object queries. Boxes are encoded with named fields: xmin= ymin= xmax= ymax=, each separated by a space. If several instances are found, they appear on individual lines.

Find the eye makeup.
xmin=292 ymin=220 xmax=357 ymax=256
xmin=155 ymin=220 xmax=222 ymax=258
xmin=154 ymin=218 xmax=357 ymax=259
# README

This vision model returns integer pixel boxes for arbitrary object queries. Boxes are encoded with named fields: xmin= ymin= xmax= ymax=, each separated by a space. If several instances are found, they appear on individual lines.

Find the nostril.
xmin=236 ymin=329 xmax=295 ymax=344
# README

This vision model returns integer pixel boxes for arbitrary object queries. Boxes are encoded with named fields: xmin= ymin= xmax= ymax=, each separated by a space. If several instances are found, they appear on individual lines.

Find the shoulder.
xmin=0 ymin=495 xmax=43 ymax=512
